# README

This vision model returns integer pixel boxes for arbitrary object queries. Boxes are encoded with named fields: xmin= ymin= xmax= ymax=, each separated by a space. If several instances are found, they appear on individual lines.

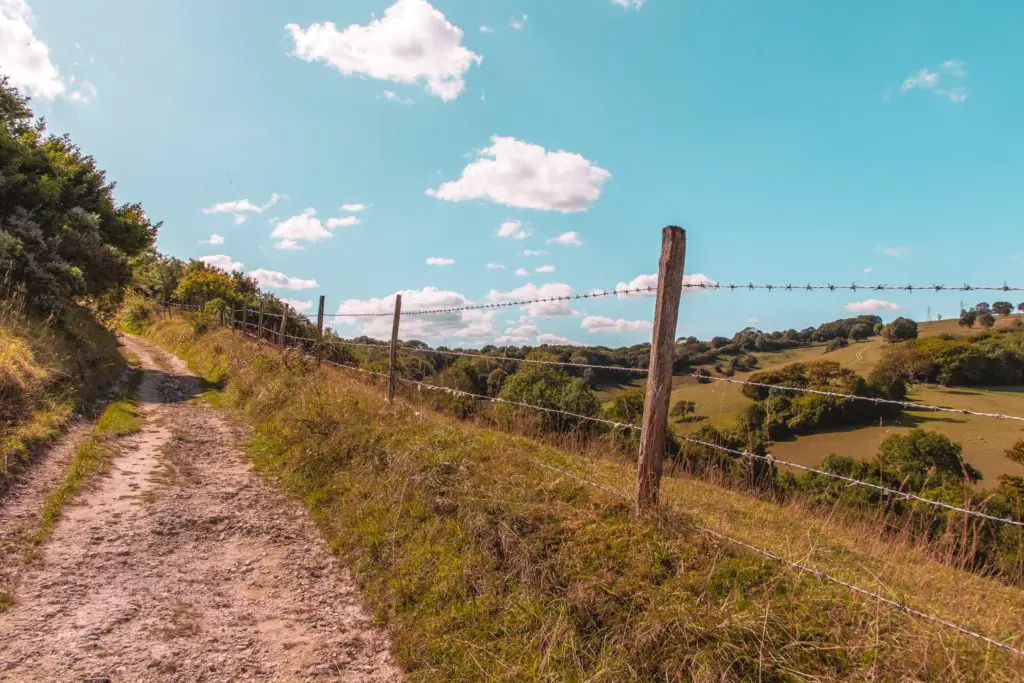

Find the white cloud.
xmin=428 ymin=136 xmax=611 ymax=212
xmin=1011 ymin=254 xmax=1021 ymax=261
xmin=327 ymin=215 xmax=362 ymax=228
xmin=203 ymin=192 xmax=284 ymax=224
xmin=845 ymin=299 xmax=900 ymax=313
xmin=479 ymin=24 xmax=494 ymax=34
xmin=612 ymin=0 xmax=646 ymax=7
xmin=249 ymin=268 xmax=319 ymax=291
xmin=286 ymin=0 xmax=482 ymax=102
xmin=900 ymin=60 xmax=968 ymax=103
xmin=535 ymin=265 xmax=556 ymax=273
xmin=581 ymin=316 xmax=652 ymax=333
xmin=515 ymin=268 xmax=529 ymax=277
xmin=613 ymin=272 xmax=717 ymax=298
xmin=875 ymin=246 xmax=910 ymax=256
xmin=863 ymin=267 xmax=873 ymax=273
xmin=487 ymin=282 xmax=573 ymax=317
xmin=495 ymin=322 xmax=539 ymax=344
xmin=66 ymin=80 xmax=97 ymax=103
xmin=336 ymin=287 xmax=494 ymax=340
xmin=274 ymin=239 xmax=304 ymax=251
xmin=486 ymin=262 xmax=505 ymax=270
xmin=272 ymin=208 xmax=332 ymax=244
xmin=522 ymin=249 xmax=547 ymax=257
xmin=281 ymin=298 xmax=313 ymax=314
xmin=426 ymin=256 xmax=455 ymax=266
xmin=0 ymin=0 xmax=73 ymax=100
xmin=379 ymin=90 xmax=414 ymax=105
xmin=199 ymin=254 xmax=243 ymax=272
xmin=548 ymin=231 xmax=582 ymax=247
xmin=496 ymin=220 xmax=532 ymax=240
xmin=341 ymin=203 xmax=369 ymax=212
xmin=536 ymin=333 xmax=589 ymax=347
xmin=199 ymin=233 xmax=225 ymax=245
xmin=747 ymin=317 xmax=761 ymax=325
xmin=508 ymin=14 xmax=527 ymax=30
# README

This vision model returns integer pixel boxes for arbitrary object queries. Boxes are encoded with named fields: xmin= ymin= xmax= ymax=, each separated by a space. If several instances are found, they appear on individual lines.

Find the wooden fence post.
xmin=278 ymin=305 xmax=288 ymax=350
xmin=315 ymin=295 xmax=326 ymax=367
xmin=241 ymin=301 xmax=248 ymax=336
xmin=636 ymin=226 xmax=687 ymax=513
xmin=257 ymin=301 xmax=264 ymax=341
xmin=387 ymin=294 xmax=403 ymax=402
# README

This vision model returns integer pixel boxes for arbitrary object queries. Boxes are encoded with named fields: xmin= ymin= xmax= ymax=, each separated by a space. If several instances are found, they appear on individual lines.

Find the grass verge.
xmin=144 ymin=318 xmax=1024 ymax=681
xmin=30 ymin=366 xmax=143 ymax=546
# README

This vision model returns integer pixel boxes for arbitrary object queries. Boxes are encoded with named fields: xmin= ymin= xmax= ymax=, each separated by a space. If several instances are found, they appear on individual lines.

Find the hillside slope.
xmin=143 ymin=316 xmax=1024 ymax=681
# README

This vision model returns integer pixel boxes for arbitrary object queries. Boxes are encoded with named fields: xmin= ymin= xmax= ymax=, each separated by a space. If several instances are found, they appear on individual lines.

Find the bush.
xmin=881 ymin=317 xmax=918 ymax=343
xmin=670 ymin=399 xmax=696 ymax=419
xmin=119 ymin=295 xmax=155 ymax=333
xmin=825 ymin=338 xmax=848 ymax=352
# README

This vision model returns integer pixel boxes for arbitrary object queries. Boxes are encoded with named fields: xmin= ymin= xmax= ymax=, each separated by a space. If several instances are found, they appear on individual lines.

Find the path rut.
xmin=0 ymin=335 xmax=400 ymax=682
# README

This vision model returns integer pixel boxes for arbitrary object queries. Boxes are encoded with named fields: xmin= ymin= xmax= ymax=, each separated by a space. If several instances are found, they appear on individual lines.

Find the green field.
xmin=597 ymin=315 xmax=1024 ymax=485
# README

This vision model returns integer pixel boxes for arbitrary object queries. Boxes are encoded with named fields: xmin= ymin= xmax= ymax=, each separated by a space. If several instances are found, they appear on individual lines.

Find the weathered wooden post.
xmin=636 ymin=226 xmax=687 ymax=513
xmin=315 ymin=295 xmax=326 ymax=367
xmin=278 ymin=305 xmax=288 ymax=350
xmin=241 ymin=301 xmax=248 ymax=335
xmin=257 ymin=301 xmax=265 ymax=341
xmin=387 ymin=295 xmax=403 ymax=402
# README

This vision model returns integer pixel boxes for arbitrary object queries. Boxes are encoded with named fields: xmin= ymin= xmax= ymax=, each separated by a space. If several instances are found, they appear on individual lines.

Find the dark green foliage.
xmin=498 ymin=359 xmax=602 ymax=432
xmin=881 ymin=317 xmax=918 ymax=343
xmin=670 ymin=399 xmax=696 ymax=419
xmin=959 ymin=309 xmax=977 ymax=329
xmin=607 ymin=390 xmax=644 ymax=426
xmin=877 ymin=429 xmax=981 ymax=489
xmin=825 ymin=337 xmax=848 ymax=352
xmin=0 ymin=79 xmax=157 ymax=315
xmin=874 ymin=329 xmax=1024 ymax=386
xmin=978 ymin=311 xmax=996 ymax=330
xmin=740 ymin=361 xmax=903 ymax=438
xmin=849 ymin=322 xmax=873 ymax=340
xmin=992 ymin=301 xmax=1013 ymax=316
xmin=1007 ymin=440 xmax=1024 ymax=467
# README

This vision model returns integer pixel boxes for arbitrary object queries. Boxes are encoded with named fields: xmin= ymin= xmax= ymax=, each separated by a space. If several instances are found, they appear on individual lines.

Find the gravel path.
xmin=0 ymin=335 xmax=400 ymax=682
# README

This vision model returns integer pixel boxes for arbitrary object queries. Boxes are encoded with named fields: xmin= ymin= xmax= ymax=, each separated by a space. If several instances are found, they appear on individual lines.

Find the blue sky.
xmin=5 ymin=0 xmax=1023 ymax=346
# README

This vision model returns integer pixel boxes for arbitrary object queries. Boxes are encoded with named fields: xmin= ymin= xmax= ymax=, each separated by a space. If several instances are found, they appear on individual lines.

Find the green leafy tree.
xmin=992 ymin=301 xmax=1013 ymax=316
xmin=670 ymin=399 xmax=696 ymax=420
xmin=173 ymin=261 xmax=238 ymax=307
xmin=848 ymin=322 xmax=873 ymax=341
xmin=1006 ymin=439 xmax=1024 ymax=467
xmin=881 ymin=317 xmax=918 ymax=343
xmin=0 ymin=78 xmax=157 ymax=315
xmin=498 ymin=360 xmax=602 ymax=433
xmin=877 ymin=429 xmax=981 ymax=490
xmin=608 ymin=390 xmax=645 ymax=426
xmin=978 ymin=311 xmax=996 ymax=330
xmin=1018 ymin=303 xmax=1024 ymax=314
xmin=958 ymin=309 xmax=977 ymax=329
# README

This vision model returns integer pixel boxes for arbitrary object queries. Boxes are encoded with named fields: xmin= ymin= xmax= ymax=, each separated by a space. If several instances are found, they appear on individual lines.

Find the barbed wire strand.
xmin=689 ymin=373 xmax=1024 ymax=423
xmin=397 ymin=378 xmax=638 ymax=431
xmin=397 ymin=345 xmax=649 ymax=374
xmin=528 ymin=457 xmax=1024 ymax=657
xmin=685 ymin=438 xmax=1024 ymax=528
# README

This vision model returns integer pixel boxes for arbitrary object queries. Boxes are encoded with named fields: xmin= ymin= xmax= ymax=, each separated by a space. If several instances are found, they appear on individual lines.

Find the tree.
xmin=670 ymin=399 xmax=697 ymax=420
xmin=0 ymin=78 xmax=157 ymax=315
xmin=877 ymin=429 xmax=981 ymax=490
xmin=608 ymin=390 xmax=645 ymax=426
xmin=173 ymin=261 xmax=238 ymax=307
xmin=849 ymin=322 xmax=873 ymax=341
xmin=1018 ymin=303 xmax=1024 ymax=314
xmin=881 ymin=317 xmax=918 ymax=343
xmin=1007 ymin=439 xmax=1024 ymax=468
xmin=992 ymin=301 xmax=1013 ymax=316
xmin=498 ymin=361 xmax=602 ymax=432
xmin=976 ymin=302 xmax=991 ymax=313
xmin=958 ymin=309 xmax=977 ymax=329
xmin=978 ymin=311 xmax=996 ymax=330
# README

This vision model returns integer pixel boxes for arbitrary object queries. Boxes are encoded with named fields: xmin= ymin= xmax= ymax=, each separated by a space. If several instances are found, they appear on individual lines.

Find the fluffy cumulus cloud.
xmin=535 ymin=265 xmax=556 ymax=273
xmin=522 ymin=249 xmax=547 ymax=257
xmin=426 ymin=256 xmax=455 ymax=266
xmin=341 ymin=203 xmax=368 ymax=212
xmin=327 ymin=216 xmax=361 ymax=228
xmin=275 ymin=239 xmax=303 ymax=251
xmin=846 ymin=299 xmax=900 ymax=313
xmin=199 ymin=254 xmax=243 ymax=272
xmin=494 ymin=321 xmax=539 ymax=344
xmin=611 ymin=0 xmax=646 ymax=7
xmin=286 ymin=0 xmax=482 ymax=102
xmin=613 ymin=272 xmax=717 ymax=298
xmin=580 ymin=316 xmax=652 ymax=333
xmin=199 ymin=233 xmax=224 ymax=245
xmin=202 ymin=192 xmax=285 ymax=224
xmin=249 ymin=268 xmax=319 ymax=291
xmin=548 ymin=231 xmax=582 ymax=247
xmin=487 ymin=282 xmax=573 ymax=317
xmin=900 ymin=60 xmax=968 ymax=103
xmin=495 ymin=220 xmax=532 ymax=240
xmin=427 ymin=136 xmax=611 ymax=212
xmin=486 ymin=262 xmax=504 ymax=270
xmin=537 ymin=333 xmax=589 ymax=347
xmin=379 ymin=89 xmax=414 ymax=105
xmin=515 ymin=268 xmax=529 ymax=277
xmin=0 ymin=0 xmax=95 ymax=102
xmin=336 ymin=287 xmax=494 ymax=340
xmin=281 ymin=298 xmax=313 ymax=313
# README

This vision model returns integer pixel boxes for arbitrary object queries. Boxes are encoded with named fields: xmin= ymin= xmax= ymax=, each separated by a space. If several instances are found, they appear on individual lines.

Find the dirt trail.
xmin=0 ymin=335 xmax=400 ymax=682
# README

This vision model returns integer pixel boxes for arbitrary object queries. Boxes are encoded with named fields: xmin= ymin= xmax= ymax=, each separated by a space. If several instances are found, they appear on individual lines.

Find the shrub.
xmin=881 ymin=317 xmax=918 ymax=343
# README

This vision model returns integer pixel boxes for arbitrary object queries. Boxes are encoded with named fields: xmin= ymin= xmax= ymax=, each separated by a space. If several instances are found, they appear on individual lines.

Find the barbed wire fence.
xmin=160 ymin=226 xmax=1024 ymax=657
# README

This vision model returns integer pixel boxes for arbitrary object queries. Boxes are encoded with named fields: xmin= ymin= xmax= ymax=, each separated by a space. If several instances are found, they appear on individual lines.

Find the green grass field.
xmin=596 ymin=315 xmax=1024 ymax=485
